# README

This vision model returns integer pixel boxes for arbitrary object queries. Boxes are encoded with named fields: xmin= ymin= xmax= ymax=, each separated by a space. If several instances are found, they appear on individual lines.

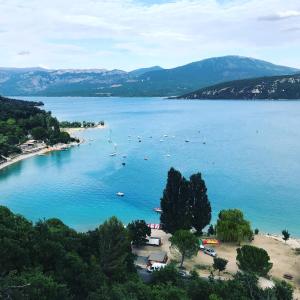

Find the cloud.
xmin=259 ymin=10 xmax=300 ymax=21
xmin=0 ymin=0 xmax=300 ymax=69
xmin=17 ymin=50 xmax=30 ymax=56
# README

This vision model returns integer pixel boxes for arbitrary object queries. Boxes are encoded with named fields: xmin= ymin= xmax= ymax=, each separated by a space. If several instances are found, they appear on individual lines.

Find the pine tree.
xmin=189 ymin=173 xmax=211 ymax=234
xmin=160 ymin=168 xmax=185 ymax=233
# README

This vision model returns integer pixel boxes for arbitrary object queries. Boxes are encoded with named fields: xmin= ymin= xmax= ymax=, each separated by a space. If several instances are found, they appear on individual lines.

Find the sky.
xmin=0 ymin=0 xmax=300 ymax=71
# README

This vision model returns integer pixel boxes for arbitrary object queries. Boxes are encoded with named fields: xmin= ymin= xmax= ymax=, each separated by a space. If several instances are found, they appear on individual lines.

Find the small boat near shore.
xmin=153 ymin=207 xmax=162 ymax=213
xmin=116 ymin=192 xmax=125 ymax=197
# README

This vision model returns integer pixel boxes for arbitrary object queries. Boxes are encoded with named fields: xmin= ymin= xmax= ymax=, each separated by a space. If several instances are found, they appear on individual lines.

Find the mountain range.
xmin=0 ymin=56 xmax=298 ymax=97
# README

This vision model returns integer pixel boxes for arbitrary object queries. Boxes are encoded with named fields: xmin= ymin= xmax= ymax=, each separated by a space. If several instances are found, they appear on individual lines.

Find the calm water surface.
xmin=0 ymin=97 xmax=299 ymax=236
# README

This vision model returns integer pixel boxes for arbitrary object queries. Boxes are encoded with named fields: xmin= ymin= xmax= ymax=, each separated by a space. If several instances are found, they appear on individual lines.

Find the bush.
xmin=236 ymin=245 xmax=273 ymax=276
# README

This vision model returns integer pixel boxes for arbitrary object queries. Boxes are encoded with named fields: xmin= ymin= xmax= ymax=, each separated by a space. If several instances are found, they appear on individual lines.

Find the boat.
xmin=159 ymin=139 xmax=164 ymax=142
xmin=109 ymin=143 xmax=117 ymax=156
xmin=122 ymin=162 xmax=126 ymax=166
xmin=153 ymin=208 xmax=162 ymax=213
xmin=185 ymin=139 xmax=190 ymax=143
xmin=108 ymin=129 xmax=112 ymax=143
xmin=163 ymin=134 xmax=168 ymax=137
xmin=116 ymin=192 xmax=125 ymax=197
xmin=144 ymin=157 xmax=148 ymax=160
xmin=165 ymin=154 xmax=171 ymax=157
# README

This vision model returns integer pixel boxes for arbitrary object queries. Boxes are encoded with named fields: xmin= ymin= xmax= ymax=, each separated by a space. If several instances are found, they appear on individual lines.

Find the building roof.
xmin=148 ymin=251 xmax=167 ymax=262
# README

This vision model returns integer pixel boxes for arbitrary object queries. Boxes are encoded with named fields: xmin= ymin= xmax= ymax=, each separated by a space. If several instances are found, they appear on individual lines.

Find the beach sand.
xmin=134 ymin=230 xmax=300 ymax=299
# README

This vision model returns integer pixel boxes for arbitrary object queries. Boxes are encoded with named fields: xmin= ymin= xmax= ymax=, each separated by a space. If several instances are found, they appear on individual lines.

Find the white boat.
xmin=108 ymin=129 xmax=112 ymax=143
xmin=159 ymin=139 xmax=164 ymax=142
xmin=109 ymin=143 xmax=117 ymax=156
xmin=116 ymin=192 xmax=125 ymax=197
xmin=166 ymin=154 xmax=171 ymax=157
xmin=163 ymin=134 xmax=168 ymax=137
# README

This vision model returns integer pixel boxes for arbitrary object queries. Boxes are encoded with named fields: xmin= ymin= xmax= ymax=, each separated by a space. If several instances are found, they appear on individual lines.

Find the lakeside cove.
xmin=0 ymin=97 xmax=300 ymax=239
xmin=0 ymin=124 xmax=106 ymax=172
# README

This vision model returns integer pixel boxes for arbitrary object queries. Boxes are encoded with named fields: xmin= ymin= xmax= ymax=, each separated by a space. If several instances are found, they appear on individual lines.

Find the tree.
xmin=160 ymin=168 xmax=211 ymax=234
xmin=94 ymin=217 xmax=133 ymax=279
xmin=160 ymin=168 xmax=191 ymax=233
xmin=213 ymin=257 xmax=228 ymax=275
xmin=273 ymin=280 xmax=293 ymax=300
xmin=207 ymin=225 xmax=215 ymax=236
xmin=189 ymin=173 xmax=211 ymax=234
xmin=169 ymin=230 xmax=199 ymax=268
xmin=282 ymin=229 xmax=290 ymax=243
xmin=215 ymin=209 xmax=252 ymax=243
xmin=127 ymin=220 xmax=151 ymax=247
xmin=236 ymin=245 xmax=273 ymax=276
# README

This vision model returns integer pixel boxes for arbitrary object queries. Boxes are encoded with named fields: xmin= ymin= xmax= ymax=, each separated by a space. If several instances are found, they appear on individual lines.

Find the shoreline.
xmin=0 ymin=125 xmax=106 ymax=172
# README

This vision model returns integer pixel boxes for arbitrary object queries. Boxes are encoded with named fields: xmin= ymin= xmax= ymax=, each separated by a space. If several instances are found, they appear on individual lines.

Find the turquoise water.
xmin=0 ymin=97 xmax=300 ymax=236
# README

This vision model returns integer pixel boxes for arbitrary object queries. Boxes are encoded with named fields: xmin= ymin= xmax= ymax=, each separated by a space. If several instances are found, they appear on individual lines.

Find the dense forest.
xmin=0 ymin=206 xmax=293 ymax=300
xmin=0 ymin=96 xmax=75 ymax=157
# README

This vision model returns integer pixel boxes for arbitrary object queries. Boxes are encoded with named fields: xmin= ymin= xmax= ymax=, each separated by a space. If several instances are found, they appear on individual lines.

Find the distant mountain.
xmin=0 ymin=56 xmax=298 ymax=97
xmin=129 ymin=66 xmax=163 ymax=77
xmin=178 ymin=74 xmax=300 ymax=100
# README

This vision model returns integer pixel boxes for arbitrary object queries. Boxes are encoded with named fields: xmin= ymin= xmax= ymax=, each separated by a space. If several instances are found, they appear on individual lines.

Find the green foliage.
xmin=213 ymin=257 xmax=228 ymax=274
xmin=215 ymin=209 xmax=252 ymax=243
xmin=152 ymin=264 xmax=182 ymax=286
xmin=282 ymin=229 xmax=290 ymax=243
xmin=189 ymin=173 xmax=212 ymax=233
xmin=236 ymin=245 xmax=273 ymax=276
xmin=127 ymin=220 xmax=151 ymax=247
xmin=208 ymin=225 xmax=215 ymax=236
xmin=273 ymin=280 xmax=294 ymax=300
xmin=92 ymin=217 xmax=133 ymax=280
xmin=160 ymin=168 xmax=211 ymax=234
xmin=0 ymin=96 xmax=74 ymax=157
xmin=0 ymin=206 xmax=293 ymax=299
xmin=169 ymin=230 xmax=199 ymax=268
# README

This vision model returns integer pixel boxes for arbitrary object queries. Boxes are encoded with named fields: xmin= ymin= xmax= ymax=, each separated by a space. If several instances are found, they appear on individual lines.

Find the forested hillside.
xmin=0 ymin=206 xmax=293 ymax=299
xmin=0 ymin=96 xmax=74 ymax=157
xmin=179 ymin=74 xmax=300 ymax=100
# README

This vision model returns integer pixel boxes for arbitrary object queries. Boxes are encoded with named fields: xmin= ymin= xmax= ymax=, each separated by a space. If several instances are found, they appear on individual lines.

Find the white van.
xmin=147 ymin=263 xmax=166 ymax=273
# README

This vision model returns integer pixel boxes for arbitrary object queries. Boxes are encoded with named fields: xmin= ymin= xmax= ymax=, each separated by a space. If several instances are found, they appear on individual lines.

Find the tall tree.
xmin=169 ymin=230 xmax=199 ymax=268
xmin=127 ymin=220 xmax=151 ymax=247
xmin=189 ymin=173 xmax=211 ymax=234
xmin=160 ymin=168 xmax=189 ymax=233
xmin=94 ymin=217 xmax=133 ymax=279
xmin=160 ymin=168 xmax=211 ymax=234
xmin=236 ymin=245 xmax=273 ymax=276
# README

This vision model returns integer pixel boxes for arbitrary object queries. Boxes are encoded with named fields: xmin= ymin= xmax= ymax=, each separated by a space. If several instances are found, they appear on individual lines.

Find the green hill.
xmin=178 ymin=74 xmax=300 ymax=100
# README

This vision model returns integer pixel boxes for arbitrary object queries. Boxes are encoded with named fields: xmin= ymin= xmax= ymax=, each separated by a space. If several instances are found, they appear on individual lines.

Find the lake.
xmin=0 ymin=97 xmax=299 ymax=236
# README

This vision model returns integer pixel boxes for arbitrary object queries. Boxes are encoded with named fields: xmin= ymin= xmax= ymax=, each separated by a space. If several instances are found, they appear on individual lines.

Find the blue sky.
xmin=0 ymin=0 xmax=299 ymax=70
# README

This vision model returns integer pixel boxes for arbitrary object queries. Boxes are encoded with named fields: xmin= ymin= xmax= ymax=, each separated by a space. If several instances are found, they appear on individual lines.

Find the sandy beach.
xmin=133 ymin=230 xmax=300 ymax=299
xmin=0 ymin=125 xmax=106 ymax=172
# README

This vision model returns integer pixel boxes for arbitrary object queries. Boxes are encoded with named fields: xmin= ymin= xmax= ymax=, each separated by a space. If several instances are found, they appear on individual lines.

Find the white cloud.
xmin=0 ymin=0 xmax=299 ymax=69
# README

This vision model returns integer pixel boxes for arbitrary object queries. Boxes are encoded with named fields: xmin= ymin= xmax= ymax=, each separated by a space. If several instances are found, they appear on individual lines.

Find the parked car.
xmin=178 ymin=270 xmax=191 ymax=278
xmin=199 ymin=244 xmax=205 ymax=251
xmin=147 ymin=263 xmax=166 ymax=273
xmin=204 ymin=247 xmax=217 ymax=257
